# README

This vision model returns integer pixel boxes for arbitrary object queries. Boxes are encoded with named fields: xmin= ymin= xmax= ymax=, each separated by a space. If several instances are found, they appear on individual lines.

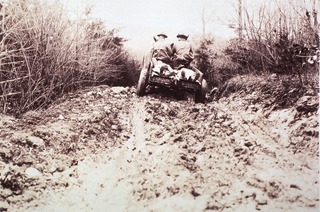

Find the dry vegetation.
xmin=194 ymin=0 xmax=319 ymax=89
xmin=0 ymin=0 xmax=139 ymax=115
xmin=0 ymin=0 xmax=318 ymax=115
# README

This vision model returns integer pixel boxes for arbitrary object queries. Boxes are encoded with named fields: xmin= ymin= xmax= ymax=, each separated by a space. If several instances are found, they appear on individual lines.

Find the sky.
xmin=59 ymin=0 xmax=318 ymax=54
xmin=61 ymin=0 xmax=239 ymax=53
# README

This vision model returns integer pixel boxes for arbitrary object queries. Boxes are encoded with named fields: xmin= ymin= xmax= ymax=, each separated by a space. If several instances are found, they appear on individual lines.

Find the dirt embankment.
xmin=0 ymin=81 xmax=319 ymax=211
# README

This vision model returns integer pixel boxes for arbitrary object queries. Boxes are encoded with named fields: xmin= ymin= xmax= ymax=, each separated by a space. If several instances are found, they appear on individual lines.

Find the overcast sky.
xmin=61 ymin=0 xmax=242 ymax=52
xmin=60 ymin=0 xmax=317 ymax=53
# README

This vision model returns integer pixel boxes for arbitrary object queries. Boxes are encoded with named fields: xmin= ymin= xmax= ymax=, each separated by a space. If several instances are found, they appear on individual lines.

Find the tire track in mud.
xmin=22 ymin=97 xmax=150 ymax=212
xmin=88 ymin=97 xmax=205 ymax=211
xmin=21 ymin=96 xmax=178 ymax=212
xmin=79 ymin=99 xmax=149 ymax=211
xmin=99 ymin=98 xmax=150 ymax=211
xmin=7 ymin=89 xmax=318 ymax=212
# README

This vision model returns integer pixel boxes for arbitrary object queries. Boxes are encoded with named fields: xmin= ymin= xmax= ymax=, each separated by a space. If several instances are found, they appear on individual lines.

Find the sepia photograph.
xmin=0 ymin=0 xmax=319 ymax=211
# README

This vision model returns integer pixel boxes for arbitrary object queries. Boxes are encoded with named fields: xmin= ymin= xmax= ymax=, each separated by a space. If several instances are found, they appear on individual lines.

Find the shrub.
xmin=194 ymin=36 xmax=241 ymax=88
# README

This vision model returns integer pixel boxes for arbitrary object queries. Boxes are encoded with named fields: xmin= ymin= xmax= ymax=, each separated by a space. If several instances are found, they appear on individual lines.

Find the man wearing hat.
xmin=151 ymin=33 xmax=174 ymax=75
xmin=152 ymin=33 xmax=173 ymax=66
xmin=172 ymin=33 xmax=203 ymax=83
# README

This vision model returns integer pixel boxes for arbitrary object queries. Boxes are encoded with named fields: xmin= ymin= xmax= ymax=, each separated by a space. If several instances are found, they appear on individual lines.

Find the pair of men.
xmin=151 ymin=33 xmax=203 ymax=83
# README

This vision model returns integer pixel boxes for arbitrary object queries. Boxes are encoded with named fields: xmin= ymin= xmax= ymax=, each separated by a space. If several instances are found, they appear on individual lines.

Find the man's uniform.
xmin=172 ymin=39 xmax=194 ymax=69
xmin=151 ymin=33 xmax=174 ymax=76
xmin=172 ymin=34 xmax=203 ymax=83
xmin=152 ymin=37 xmax=173 ymax=66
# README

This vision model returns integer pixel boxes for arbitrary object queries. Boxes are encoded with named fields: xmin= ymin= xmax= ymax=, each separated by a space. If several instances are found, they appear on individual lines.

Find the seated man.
xmin=151 ymin=33 xmax=175 ymax=76
xmin=172 ymin=33 xmax=203 ymax=83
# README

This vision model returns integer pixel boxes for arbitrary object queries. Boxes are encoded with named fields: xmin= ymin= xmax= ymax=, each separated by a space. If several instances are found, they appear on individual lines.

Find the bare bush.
xmin=225 ymin=0 xmax=319 ymax=85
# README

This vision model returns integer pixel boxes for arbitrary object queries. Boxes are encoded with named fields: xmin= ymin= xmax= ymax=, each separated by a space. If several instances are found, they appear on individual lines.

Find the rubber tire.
xmin=136 ymin=68 xmax=148 ymax=96
xmin=194 ymin=79 xmax=208 ymax=103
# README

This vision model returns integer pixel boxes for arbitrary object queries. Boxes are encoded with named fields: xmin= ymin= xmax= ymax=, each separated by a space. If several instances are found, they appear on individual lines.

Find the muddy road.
xmin=0 ymin=85 xmax=319 ymax=211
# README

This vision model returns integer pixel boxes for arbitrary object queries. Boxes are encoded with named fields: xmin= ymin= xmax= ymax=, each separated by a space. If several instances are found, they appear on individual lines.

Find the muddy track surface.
xmin=0 ymin=85 xmax=319 ymax=211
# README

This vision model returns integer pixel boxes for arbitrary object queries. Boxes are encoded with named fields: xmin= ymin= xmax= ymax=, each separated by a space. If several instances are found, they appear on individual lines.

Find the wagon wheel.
xmin=136 ymin=67 xmax=148 ymax=96
xmin=194 ymin=79 xmax=208 ymax=103
xmin=136 ymin=56 xmax=152 ymax=96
